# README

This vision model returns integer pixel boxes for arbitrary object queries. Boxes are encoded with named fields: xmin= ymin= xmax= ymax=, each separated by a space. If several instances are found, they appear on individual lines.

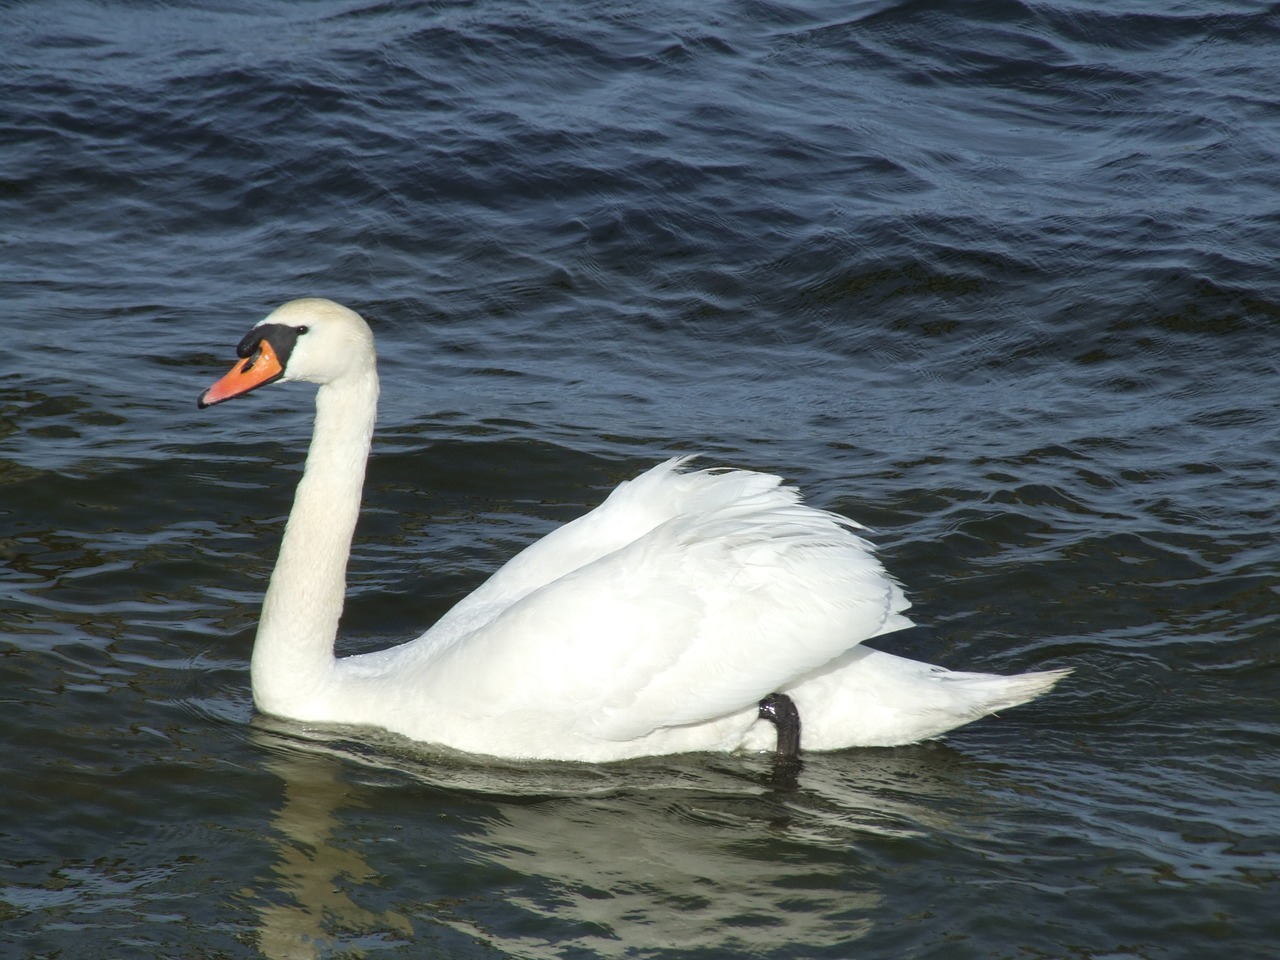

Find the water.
xmin=2 ymin=0 xmax=1278 ymax=956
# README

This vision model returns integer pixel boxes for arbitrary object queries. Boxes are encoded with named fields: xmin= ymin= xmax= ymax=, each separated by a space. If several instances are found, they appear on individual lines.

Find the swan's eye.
xmin=297 ymin=325 xmax=310 ymax=335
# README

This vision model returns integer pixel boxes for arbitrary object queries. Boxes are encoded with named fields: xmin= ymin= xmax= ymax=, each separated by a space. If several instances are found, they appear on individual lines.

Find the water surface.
xmin=2 ymin=1 xmax=1277 ymax=956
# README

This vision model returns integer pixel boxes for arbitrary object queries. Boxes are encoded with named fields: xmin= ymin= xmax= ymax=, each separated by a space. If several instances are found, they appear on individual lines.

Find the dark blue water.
xmin=2 ymin=1 xmax=1278 ymax=957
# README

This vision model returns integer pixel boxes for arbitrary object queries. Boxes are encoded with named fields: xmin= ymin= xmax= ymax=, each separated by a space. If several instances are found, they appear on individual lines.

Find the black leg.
xmin=758 ymin=692 xmax=802 ymax=785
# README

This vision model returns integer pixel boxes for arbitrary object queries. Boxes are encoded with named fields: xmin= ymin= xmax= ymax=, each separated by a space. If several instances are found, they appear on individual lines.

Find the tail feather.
xmin=788 ymin=652 xmax=1072 ymax=749
xmin=942 ymin=665 xmax=1074 ymax=717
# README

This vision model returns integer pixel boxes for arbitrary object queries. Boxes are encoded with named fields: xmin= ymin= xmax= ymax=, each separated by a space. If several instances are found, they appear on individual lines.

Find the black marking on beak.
xmin=237 ymin=322 xmax=305 ymax=368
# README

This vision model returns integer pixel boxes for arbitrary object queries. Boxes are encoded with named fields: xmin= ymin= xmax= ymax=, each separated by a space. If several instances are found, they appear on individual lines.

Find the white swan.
xmin=199 ymin=298 xmax=1068 ymax=762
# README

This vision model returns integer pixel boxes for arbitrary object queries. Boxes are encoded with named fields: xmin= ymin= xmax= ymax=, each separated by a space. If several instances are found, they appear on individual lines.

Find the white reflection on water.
xmin=248 ymin=745 xmax=414 ymax=959
xmin=242 ymin=721 xmax=989 ymax=958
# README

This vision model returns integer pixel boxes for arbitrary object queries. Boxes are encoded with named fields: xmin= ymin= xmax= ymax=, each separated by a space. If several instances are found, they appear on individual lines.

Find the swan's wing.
xmin=424 ymin=457 xmax=843 ymax=643
xmin=428 ymin=485 xmax=913 ymax=742
xmin=420 ymin=457 xmax=693 ymax=643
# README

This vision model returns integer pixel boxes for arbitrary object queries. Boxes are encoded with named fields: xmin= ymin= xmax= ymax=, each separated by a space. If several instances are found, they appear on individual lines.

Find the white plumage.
xmin=201 ymin=298 xmax=1068 ymax=761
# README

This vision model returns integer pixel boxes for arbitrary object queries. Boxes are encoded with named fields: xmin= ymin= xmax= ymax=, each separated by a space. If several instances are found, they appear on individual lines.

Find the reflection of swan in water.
xmin=246 ymin=732 xmax=412 ymax=959
xmin=243 ymin=722 xmax=991 ymax=957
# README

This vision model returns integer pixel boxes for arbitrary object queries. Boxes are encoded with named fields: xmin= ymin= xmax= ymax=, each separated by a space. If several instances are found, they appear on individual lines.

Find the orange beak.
xmin=198 ymin=338 xmax=285 ymax=408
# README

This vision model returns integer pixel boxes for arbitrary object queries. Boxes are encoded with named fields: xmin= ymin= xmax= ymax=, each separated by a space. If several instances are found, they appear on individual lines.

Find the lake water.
xmin=2 ymin=1 xmax=1278 ymax=957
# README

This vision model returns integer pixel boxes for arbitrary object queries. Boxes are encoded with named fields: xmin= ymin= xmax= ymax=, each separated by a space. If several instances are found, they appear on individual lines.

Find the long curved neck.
xmin=251 ymin=367 xmax=379 ymax=717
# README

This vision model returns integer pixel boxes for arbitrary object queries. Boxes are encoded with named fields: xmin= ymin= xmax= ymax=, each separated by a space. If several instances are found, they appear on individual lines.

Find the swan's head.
xmin=198 ymin=298 xmax=376 ymax=408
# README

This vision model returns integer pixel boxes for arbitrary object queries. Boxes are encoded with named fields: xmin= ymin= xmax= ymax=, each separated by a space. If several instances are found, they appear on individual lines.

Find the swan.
xmin=198 ymin=298 xmax=1069 ymax=762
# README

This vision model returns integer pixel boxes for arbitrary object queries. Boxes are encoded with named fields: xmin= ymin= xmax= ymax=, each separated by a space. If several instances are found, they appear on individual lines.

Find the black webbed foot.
xmin=758 ymin=692 xmax=802 ymax=786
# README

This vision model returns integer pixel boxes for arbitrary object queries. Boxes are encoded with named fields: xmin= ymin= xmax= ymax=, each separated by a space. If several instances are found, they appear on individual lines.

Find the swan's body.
xmin=200 ymin=299 xmax=1068 ymax=761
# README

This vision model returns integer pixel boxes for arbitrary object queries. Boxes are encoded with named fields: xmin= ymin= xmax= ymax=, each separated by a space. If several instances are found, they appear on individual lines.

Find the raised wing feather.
xmin=422 ymin=463 xmax=912 ymax=743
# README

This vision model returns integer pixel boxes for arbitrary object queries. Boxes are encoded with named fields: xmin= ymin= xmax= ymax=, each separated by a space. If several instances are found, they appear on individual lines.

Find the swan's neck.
xmin=251 ymin=368 xmax=379 ymax=716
